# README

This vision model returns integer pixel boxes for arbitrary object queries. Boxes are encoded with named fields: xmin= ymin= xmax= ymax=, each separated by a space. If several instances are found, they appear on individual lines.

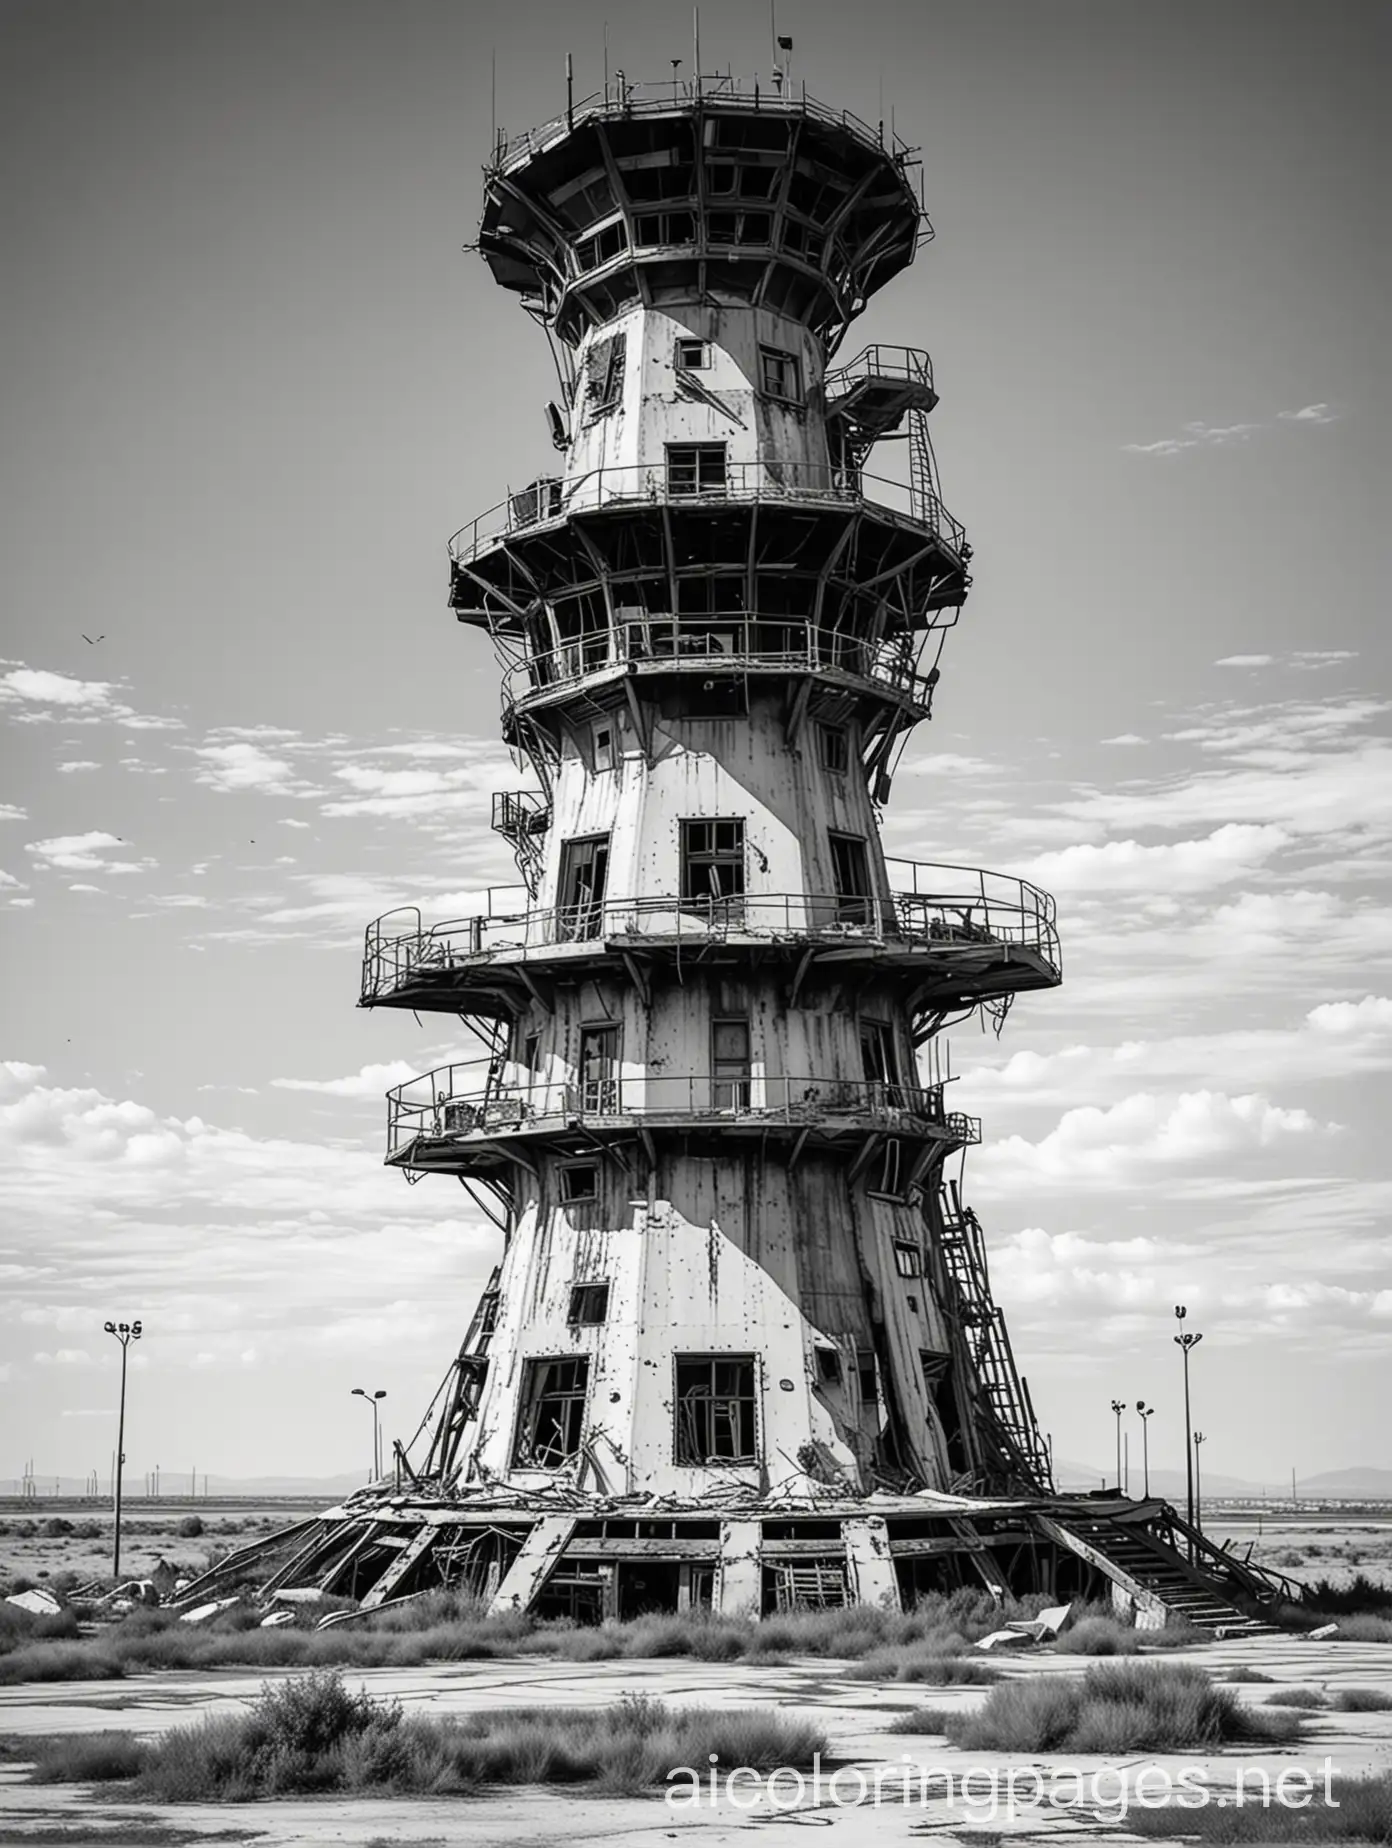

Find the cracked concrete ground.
xmin=1 ymin=1634 xmax=1390 ymax=1846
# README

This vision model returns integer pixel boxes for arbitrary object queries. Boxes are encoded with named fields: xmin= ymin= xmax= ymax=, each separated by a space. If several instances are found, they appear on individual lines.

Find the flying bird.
xmin=81 ymin=634 xmax=105 ymax=645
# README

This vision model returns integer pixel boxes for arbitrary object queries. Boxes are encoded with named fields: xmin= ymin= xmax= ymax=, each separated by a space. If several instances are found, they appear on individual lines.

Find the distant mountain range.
xmin=1055 ymin=1459 xmax=1392 ymax=1501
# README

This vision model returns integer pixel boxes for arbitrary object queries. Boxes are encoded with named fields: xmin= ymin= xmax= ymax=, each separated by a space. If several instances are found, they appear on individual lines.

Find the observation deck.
xmin=360 ymin=859 xmax=1061 ymax=1021
xmin=448 ymin=460 xmax=968 ymax=641
xmin=385 ymin=1067 xmax=981 ymax=1179
xmin=478 ymin=78 xmax=928 ymax=348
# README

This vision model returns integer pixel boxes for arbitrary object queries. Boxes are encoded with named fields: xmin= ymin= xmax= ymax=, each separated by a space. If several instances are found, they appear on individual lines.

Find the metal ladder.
xmin=938 ymin=1180 xmax=1053 ymax=1490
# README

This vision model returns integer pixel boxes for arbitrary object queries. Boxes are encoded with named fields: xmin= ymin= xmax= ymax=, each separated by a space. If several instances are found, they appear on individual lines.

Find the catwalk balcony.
xmin=360 ymin=859 xmax=1061 ymax=1020
xmin=385 ymin=1068 xmax=981 ymax=1178
xmin=824 ymin=345 xmax=939 ymax=445
xmin=496 ymin=623 xmax=940 ymax=733
xmin=478 ymin=79 xmax=928 ymax=348
xmin=448 ymin=460 xmax=968 ymax=637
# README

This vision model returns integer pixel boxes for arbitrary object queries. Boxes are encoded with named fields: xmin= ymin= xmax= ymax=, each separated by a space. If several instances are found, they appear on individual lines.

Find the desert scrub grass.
xmin=1058 ymin=1615 xmax=1140 ymax=1656
xmin=127 ymin=1674 xmax=826 ymax=1801
xmin=1126 ymin=1769 xmax=1392 ymax=1843
xmin=0 ymin=1602 xmax=81 ymax=1654
xmin=1334 ymin=1687 xmax=1392 ymax=1712
xmin=946 ymin=1663 xmax=1304 ymax=1754
xmin=1306 ymin=1574 xmax=1392 ymax=1617
xmin=1223 ymin=1667 xmax=1275 ymax=1684
xmin=27 ymin=1731 xmax=147 ymax=1784
xmin=847 ymin=1650 xmax=1001 ymax=1685
xmin=884 ymin=1706 xmax=958 ymax=1734
xmin=1264 ymin=1686 xmax=1330 ymax=1709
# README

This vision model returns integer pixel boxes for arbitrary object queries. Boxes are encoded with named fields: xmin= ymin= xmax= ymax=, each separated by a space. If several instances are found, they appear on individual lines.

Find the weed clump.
xmin=946 ymin=1662 xmax=1303 ymax=1754
xmin=1264 ymin=1686 xmax=1330 ymax=1709
xmin=101 ymin=1672 xmax=828 ymax=1800
xmin=29 ymin=1732 xmax=146 ymax=1783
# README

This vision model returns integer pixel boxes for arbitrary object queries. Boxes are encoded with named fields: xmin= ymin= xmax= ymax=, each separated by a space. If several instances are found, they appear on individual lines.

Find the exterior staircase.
xmin=1042 ymin=1510 xmax=1281 ymax=1636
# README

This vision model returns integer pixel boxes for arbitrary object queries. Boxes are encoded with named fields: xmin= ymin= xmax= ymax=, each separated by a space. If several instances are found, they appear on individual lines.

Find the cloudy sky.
xmin=3 ymin=0 xmax=1387 ymax=1488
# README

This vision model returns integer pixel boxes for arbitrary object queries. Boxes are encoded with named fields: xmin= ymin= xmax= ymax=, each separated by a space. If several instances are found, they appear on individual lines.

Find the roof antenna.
xmin=490 ymin=46 xmax=497 ymax=154
xmin=670 ymin=56 xmax=682 ymax=102
xmin=603 ymin=20 xmax=609 ymax=105
xmin=566 ymin=51 xmax=574 ymax=129
xmin=693 ymin=6 xmax=701 ymax=97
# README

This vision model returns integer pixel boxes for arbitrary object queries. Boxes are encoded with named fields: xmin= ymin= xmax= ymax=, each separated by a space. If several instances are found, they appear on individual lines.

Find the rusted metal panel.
xmin=487 ymin=1513 xmax=578 ymax=1615
xmin=843 ymin=1515 xmax=902 ymax=1611
xmin=716 ymin=1517 xmax=762 ymax=1617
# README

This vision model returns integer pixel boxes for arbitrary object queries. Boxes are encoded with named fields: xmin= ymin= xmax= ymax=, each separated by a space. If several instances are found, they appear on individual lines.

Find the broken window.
xmin=759 ymin=345 xmax=802 ymax=402
xmin=818 ymin=724 xmax=849 ymax=774
xmin=577 ymin=1025 xmax=619 ymax=1114
xmin=585 ymin=330 xmax=627 ymax=412
xmin=559 ymin=1162 xmax=598 ymax=1203
xmin=513 ymin=1357 xmax=589 ymax=1468
xmin=592 ymin=722 xmax=615 ymax=772
xmin=557 ymin=834 xmax=609 ymax=941
xmin=711 ymin=1018 xmax=751 ymax=1110
xmin=681 ymin=819 xmax=745 ymax=907
xmin=674 ymin=1354 xmax=757 ymax=1464
xmin=857 ymin=1353 xmax=880 ymax=1405
xmin=567 ymin=1283 xmax=610 ymax=1326
xmin=674 ymin=337 xmax=710 ymax=370
xmin=869 ymin=1137 xmax=904 ymax=1200
xmin=667 ymin=442 xmax=727 ymax=496
xmin=814 ymin=1346 xmax=843 ymax=1386
xmin=830 ymin=831 xmax=872 ymax=926
xmin=893 ymin=1240 xmax=922 ymax=1278
xmin=861 ymin=1018 xmax=905 ymax=1110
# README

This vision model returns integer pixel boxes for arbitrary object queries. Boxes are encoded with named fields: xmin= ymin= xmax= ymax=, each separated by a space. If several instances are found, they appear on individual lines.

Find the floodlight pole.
xmin=352 ymin=1388 xmax=387 ymax=1480
xmin=1136 ymin=1402 xmax=1154 ymax=1500
xmin=1193 ymin=1431 xmax=1207 ymax=1533
xmin=102 ymin=1318 xmax=143 ymax=1579
xmin=1109 ymin=1398 xmax=1125 ymax=1493
xmin=1173 ymin=1305 xmax=1203 ymax=1543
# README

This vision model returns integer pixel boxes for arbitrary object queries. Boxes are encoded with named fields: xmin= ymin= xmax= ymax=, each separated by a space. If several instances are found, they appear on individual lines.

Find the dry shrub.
xmin=1127 ymin=1770 xmax=1392 ymax=1842
xmin=1334 ymin=1687 xmax=1392 ymax=1712
xmin=848 ymin=1649 xmax=1000 ymax=1685
xmin=948 ymin=1662 xmax=1304 ymax=1754
xmin=1264 ymin=1686 xmax=1330 ymax=1709
xmin=884 ymin=1705 xmax=957 ymax=1734
xmin=126 ymin=1674 xmax=825 ymax=1801
xmin=28 ymin=1731 xmax=145 ymax=1783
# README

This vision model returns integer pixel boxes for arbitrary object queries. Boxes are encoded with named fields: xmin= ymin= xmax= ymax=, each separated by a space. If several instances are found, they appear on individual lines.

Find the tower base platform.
xmin=174 ymin=1483 xmax=1286 ymax=1636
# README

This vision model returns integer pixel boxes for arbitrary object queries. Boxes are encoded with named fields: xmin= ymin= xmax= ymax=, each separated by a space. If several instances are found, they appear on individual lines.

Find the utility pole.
xmin=1194 ymin=1431 xmax=1207 ymax=1533
xmin=1110 ymin=1399 xmax=1125 ymax=1492
xmin=102 ymin=1319 xmax=143 ymax=1579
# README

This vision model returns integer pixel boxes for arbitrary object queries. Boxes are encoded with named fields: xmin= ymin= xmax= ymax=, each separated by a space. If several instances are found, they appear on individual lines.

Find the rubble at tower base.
xmin=175 ymin=1484 xmax=1288 ymax=1636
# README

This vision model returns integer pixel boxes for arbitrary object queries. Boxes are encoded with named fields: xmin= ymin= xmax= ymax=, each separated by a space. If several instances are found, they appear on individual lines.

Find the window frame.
xmin=666 ymin=441 xmax=728 ymax=497
xmin=818 ymin=724 xmax=850 ymax=775
xmin=512 ymin=1355 xmax=590 ymax=1469
xmin=680 ymin=818 xmax=746 ymax=905
xmin=759 ymin=344 xmax=803 ymax=404
xmin=893 ymin=1239 xmax=922 ymax=1279
xmin=584 ymin=329 xmax=627 ymax=414
xmin=673 ymin=1352 xmax=759 ymax=1466
xmin=566 ymin=1282 xmax=610 ymax=1327
xmin=559 ymin=1161 xmax=599 ymax=1204
xmin=674 ymin=337 xmax=711 ymax=371
xmin=867 ymin=1137 xmax=905 ymax=1201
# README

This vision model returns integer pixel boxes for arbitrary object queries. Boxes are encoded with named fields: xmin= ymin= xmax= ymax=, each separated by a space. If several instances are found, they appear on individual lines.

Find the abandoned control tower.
xmin=188 ymin=70 xmax=1287 ymax=1632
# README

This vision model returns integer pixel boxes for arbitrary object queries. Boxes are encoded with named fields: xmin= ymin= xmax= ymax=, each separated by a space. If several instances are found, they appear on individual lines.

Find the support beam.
xmin=488 ymin=1514 xmax=578 ymax=1615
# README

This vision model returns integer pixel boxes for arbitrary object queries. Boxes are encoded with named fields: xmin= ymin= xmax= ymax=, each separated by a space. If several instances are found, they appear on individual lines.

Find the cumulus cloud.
xmin=976 ymin=1089 xmax=1332 ymax=1192
xmin=271 ymin=1061 xmax=419 ymax=1099
xmin=57 ymin=761 xmax=100 ymax=774
xmin=1307 ymin=996 xmax=1392 ymax=1035
xmin=0 ymin=665 xmax=180 ymax=729
xmin=1025 ymin=824 xmax=1287 ymax=895
xmin=25 ymin=832 xmax=146 ymax=875
xmin=193 ymin=741 xmax=299 ymax=795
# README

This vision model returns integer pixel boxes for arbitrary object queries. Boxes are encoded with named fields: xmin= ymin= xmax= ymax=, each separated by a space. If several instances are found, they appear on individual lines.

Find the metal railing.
xmin=492 ymin=78 xmax=923 ymax=179
xmin=498 ymin=623 xmax=938 ymax=715
xmin=824 ymin=344 xmax=934 ymax=401
xmin=361 ymin=862 xmax=1059 ymax=1002
xmin=449 ymin=460 xmax=965 ymax=571
xmin=387 ymin=1069 xmax=980 ymax=1160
